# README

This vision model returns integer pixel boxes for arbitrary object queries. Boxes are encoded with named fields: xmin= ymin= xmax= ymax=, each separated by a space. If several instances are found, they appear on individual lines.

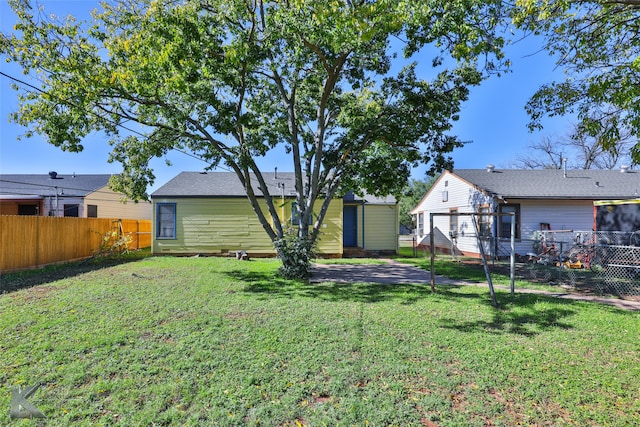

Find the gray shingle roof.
xmin=0 ymin=173 xmax=113 ymax=198
xmin=152 ymin=171 xmax=295 ymax=197
xmin=452 ymin=168 xmax=640 ymax=200
xmin=152 ymin=171 xmax=397 ymax=203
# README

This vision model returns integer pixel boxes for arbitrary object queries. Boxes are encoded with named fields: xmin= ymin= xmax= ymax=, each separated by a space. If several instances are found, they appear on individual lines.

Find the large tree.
xmin=512 ymin=0 xmax=640 ymax=164
xmin=513 ymin=122 xmax=634 ymax=170
xmin=398 ymin=177 xmax=435 ymax=231
xmin=1 ymin=0 xmax=505 ymax=277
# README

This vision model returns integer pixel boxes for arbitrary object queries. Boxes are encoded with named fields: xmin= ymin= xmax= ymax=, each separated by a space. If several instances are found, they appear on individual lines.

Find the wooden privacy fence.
xmin=118 ymin=219 xmax=152 ymax=251
xmin=0 ymin=216 xmax=152 ymax=273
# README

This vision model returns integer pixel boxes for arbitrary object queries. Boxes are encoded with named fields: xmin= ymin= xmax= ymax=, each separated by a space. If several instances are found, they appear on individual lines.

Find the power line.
xmin=0 ymin=190 xmax=151 ymax=205
xmin=0 ymin=70 xmax=225 ymax=171
xmin=0 ymin=177 xmax=129 ymax=197
xmin=0 ymin=177 xmax=156 ymax=204
xmin=0 ymin=70 xmax=45 ymax=95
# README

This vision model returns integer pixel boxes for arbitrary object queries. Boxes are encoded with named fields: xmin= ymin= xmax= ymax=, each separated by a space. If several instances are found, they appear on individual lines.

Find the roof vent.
xmin=48 ymin=171 xmax=58 ymax=179
xmin=486 ymin=164 xmax=495 ymax=173
xmin=621 ymin=165 xmax=630 ymax=173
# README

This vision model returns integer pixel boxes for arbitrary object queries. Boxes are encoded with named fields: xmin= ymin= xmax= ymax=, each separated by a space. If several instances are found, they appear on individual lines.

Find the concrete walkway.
xmin=310 ymin=259 xmax=640 ymax=311
xmin=311 ymin=259 xmax=441 ymax=285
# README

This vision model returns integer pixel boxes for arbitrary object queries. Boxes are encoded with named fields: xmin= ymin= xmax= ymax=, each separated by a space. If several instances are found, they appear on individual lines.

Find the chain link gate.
xmin=519 ymin=230 xmax=640 ymax=297
xmin=424 ymin=210 xmax=640 ymax=298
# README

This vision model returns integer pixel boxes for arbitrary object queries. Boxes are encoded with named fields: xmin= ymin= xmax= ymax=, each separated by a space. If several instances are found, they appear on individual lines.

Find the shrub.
xmin=95 ymin=230 xmax=132 ymax=259
xmin=274 ymin=232 xmax=315 ymax=279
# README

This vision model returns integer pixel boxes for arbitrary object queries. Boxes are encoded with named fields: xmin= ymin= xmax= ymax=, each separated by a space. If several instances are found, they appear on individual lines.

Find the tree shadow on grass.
xmin=228 ymin=269 xmax=591 ymax=337
xmin=229 ymin=268 xmax=448 ymax=304
xmin=438 ymin=293 xmax=578 ymax=337
xmin=0 ymin=253 xmax=150 ymax=294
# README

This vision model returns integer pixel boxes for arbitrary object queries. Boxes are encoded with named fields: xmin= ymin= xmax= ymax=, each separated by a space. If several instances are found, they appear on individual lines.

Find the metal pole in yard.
xmin=510 ymin=213 xmax=515 ymax=295
xmin=471 ymin=214 xmax=499 ymax=307
xmin=430 ymin=213 xmax=436 ymax=292
xmin=558 ymin=241 xmax=564 ymax=284
xmin=136 ymin=220 xmax=140 ymax=250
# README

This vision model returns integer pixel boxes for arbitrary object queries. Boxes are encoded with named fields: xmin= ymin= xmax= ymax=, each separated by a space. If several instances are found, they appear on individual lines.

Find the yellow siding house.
xmin=151 ymin=172 xmax=398 ymax=257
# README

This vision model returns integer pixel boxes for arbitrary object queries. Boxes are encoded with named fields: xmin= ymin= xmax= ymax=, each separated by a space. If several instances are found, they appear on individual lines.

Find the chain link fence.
xmin=484 ymin=230 xmax=640 ymax=297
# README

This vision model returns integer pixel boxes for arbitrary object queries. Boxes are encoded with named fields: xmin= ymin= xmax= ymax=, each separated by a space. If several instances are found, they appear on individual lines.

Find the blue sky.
xmin=0 ymin=1 xmax=570 ymax=194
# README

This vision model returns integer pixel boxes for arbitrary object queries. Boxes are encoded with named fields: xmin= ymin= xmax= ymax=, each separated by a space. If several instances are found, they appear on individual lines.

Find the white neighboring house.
xmin=0 ymin=171 xmax=151 ymax=219
xmin=410 ymin=166 xmax=640 ymax=258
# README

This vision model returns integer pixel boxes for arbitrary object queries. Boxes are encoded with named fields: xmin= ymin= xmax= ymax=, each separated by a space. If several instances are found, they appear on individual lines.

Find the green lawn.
xmin=397 ymin=248 xmax=590 ymax=293
xmin=1 ymin=256 xmax=639 ymax=426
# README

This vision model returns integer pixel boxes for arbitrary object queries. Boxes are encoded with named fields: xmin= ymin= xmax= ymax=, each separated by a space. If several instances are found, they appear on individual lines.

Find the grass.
xmin=0 ymin=249 xmax=152 ymax=294
xmin=396 ymin=247 xmax=590 ymax=293
xmin=1 ymin=256 xmax=639 ymax=426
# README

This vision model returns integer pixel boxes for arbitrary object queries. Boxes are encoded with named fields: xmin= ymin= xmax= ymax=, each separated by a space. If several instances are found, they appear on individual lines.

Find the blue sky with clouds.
xmin=1 ymin=1 xmax=571 ymax=194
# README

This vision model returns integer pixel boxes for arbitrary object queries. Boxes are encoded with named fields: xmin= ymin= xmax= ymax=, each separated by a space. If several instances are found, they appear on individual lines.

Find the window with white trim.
xmin=478 ymin=205 xmax=491 ymax=237
xmin=449 ymin=208 xmax=458 ymax=237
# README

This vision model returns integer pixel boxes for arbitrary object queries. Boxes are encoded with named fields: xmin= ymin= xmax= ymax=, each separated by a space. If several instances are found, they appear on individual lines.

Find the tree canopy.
xmin=1 ymin=0 xmax=506 ymax=276
xmin=513 ymin=127 xmax=634 ymax=170
xmin=398 ymin=177 xmax=435 ymax=231
xmin=512 ymin=0 xmax=640 ymax=164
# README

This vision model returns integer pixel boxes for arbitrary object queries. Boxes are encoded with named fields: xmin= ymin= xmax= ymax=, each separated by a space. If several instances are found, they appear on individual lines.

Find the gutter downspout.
xmin=279 ymin=182 xmax=285 ymax=228
xmin=396 ymin=202 xmax=400 ymax=254
xmin=361 ymin=201 xmax=365 ymax=249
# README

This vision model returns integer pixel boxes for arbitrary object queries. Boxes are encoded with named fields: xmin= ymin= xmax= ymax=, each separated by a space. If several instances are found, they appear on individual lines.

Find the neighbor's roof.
xmin=0 ymin=173 xmax=113 ymax=198
xmin=152 ymin=171 xmax=396 ymax=203
xmin=452 ymin=168 xmax=640 ymax=200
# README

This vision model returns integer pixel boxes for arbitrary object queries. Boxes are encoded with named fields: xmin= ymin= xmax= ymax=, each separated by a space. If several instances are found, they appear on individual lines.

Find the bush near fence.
xmin=0 ymin=216 xmax=151 ymax=273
